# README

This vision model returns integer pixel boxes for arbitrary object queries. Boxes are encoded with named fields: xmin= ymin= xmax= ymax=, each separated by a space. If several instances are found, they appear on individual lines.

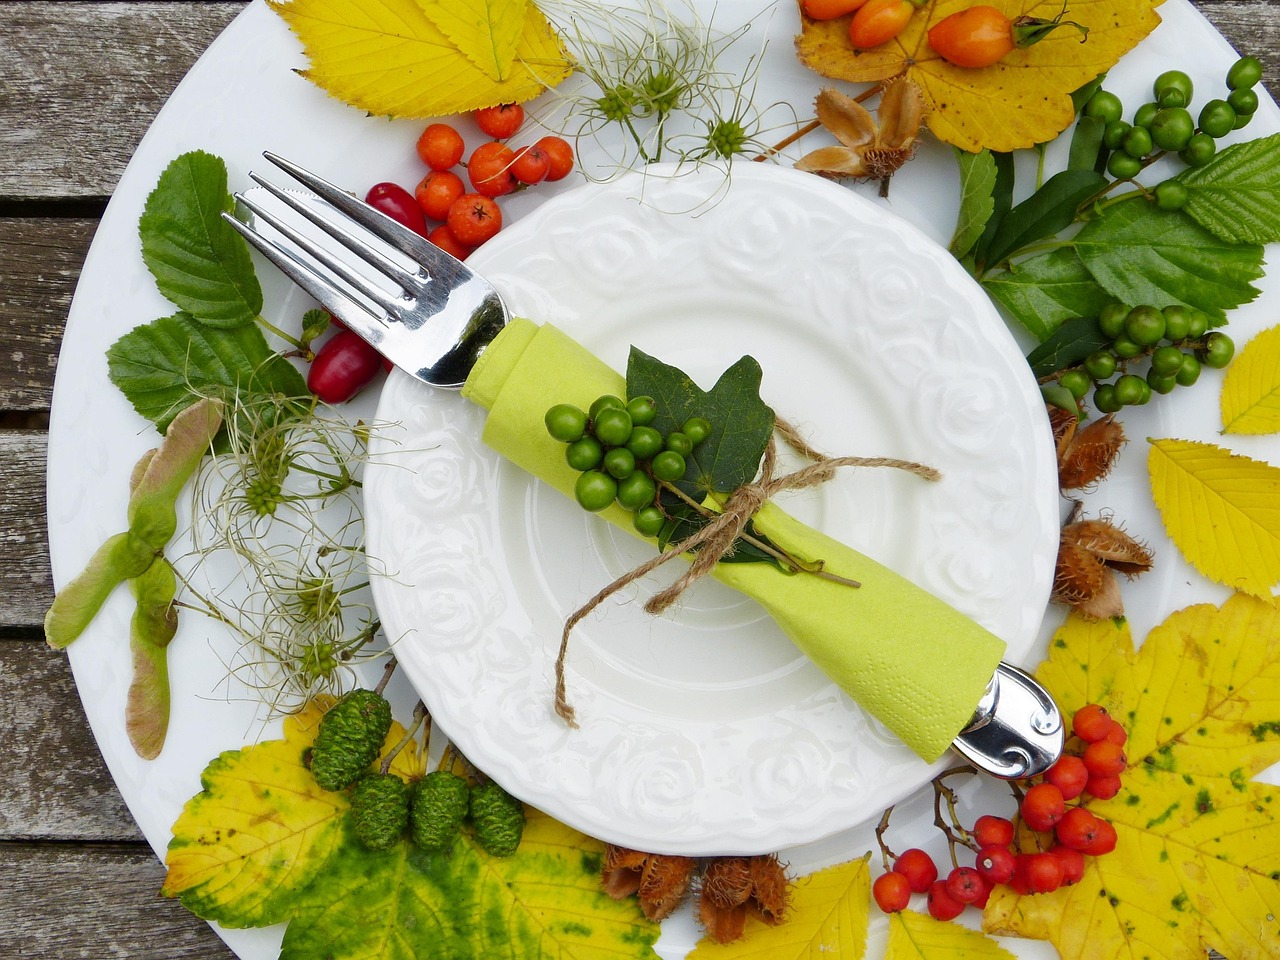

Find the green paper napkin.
xmin=462 ymin=318 xmax=1006 ymax=762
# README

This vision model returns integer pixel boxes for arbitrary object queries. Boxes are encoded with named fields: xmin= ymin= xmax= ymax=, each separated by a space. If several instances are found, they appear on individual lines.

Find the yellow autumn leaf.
xmin=419 ymin=0 xmax=527 ymax=81
xmin=1148 ymin=438 xmax=1280 ymax=601
xmin=887 ymin=908 xmax=1017 ymax=959
xmin=794 ymin=0 xmax=1163 ymax=152
xmin=1222 ymin=324 xmax=1280 ymax=434
xmin=687 ymin=855 xmax=870 ymax=959
xmin=986 ymin=595 xmax=1280 ymax=959
xmin=267 ymin=0 xmax=574 ymax=118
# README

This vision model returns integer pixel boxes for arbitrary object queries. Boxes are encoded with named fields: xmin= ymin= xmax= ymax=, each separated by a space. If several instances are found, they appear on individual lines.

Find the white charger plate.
xmin=43 ymin=0 xmax=1280 ymax=956
xmin=364 ymin=160 xmax=1058 ymax=855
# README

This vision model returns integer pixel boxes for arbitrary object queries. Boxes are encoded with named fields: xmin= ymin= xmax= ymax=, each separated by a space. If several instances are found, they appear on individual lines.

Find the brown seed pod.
xmin=746 ymin=854 xmax=789 ymax=925
xmin=1056 ymin=414 xmax=1126 ymax=490
xmin=601 ymin=844 xmax=647 ymax=900
xmin=1052 ymin=517 xmax=1153 ymax=620
xmin=638 ymin=854 xmax=697 ymax=921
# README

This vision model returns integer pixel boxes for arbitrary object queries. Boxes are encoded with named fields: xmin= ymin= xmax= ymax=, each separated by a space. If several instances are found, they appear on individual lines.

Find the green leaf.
xmin=973 ymin=150 xmax=1015 ymax=268
xmin=1073 ymin=200 xmax=1264 ymax=321
xmin=983 ymin=169 xmax=1108 ymax=270
xmin=949 ymin=148 xmax=997 ymax=260
xmin=139 ymin=150 xmax=263 ymax=328
xmin=1177 ymin=132 xmax=1280 ymax=244
xmin=625 ymin=349 xmax=775 ymax=499
xmin=1026 ymin=314 xmax=1112 ymax=378
xmin=1068 ymin=115 xmax=1106 ymax=173
xmin=983 ymin=248 xmax=1113 ymax=341
xmin=106 ymin=312 xmax=308 ymax=433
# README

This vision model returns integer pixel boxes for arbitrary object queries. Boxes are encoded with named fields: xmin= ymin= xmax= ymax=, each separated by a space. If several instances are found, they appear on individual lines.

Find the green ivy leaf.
xmin=625 ymin=348 xmax=775 ymax=500
xmin=1177 ymin=132 xmax=1280 ymax=244
xmin=1026 ymin=315 xmax=1112 ymax=378
xmin=106 ymin=312 xmax=308 ymax=433
xmin=139 ymin=150 xmax=263 ymax=328
xmin=949 ymin=148 xmax=997 ymax=260
xmin=1073 ymin=201 xmax=1264 ymax=320
xmin=983 ymin=248 xmax=1113 ymax=341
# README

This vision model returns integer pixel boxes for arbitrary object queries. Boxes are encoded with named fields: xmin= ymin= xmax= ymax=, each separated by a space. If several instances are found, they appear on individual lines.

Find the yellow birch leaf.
xmin=794 ymin=0 xmax=1163 ymax=152
xmin=417 ymin=0 xmax=527 ymax=82
xmin=1148 ymin=438 xmax=1280 ymax=601
xmin=1221 ymin=324 xmax=1280 ymax=434
xmin=887 ymin=908 xmax=1017 ymax=959
xmin=687 ymin=855 xmax=871 ymax=959
xmin=985 ymin=596 xmax=1280 ymax=959
xmin=267 ymin=0 xmax=573 ymax=118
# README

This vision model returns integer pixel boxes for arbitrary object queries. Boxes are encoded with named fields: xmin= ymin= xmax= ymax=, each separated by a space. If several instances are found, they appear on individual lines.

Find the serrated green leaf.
xmin=106 ymin=313 xmax=308 ymax=433
xmin=973 ymin=150 xmax=1015 ymax=268
xmin=983 ymin=169 xmax=1107 ymax=270
xmin=625 ymin=348 xmax=774 ymax=499
xmin=1074 ymin=201 xmax=1264 ymax=321
xmin=1026 ymin=315 xmax=1112 ymax=378
xmin=983 ymin=248 xmax=1113 ymax=340
xmin=139 ymin=151 xmax=262 ymax=328
xmin=949 ymin=148 xmax=997 ymax=259
xmin=1178 ymin=132 xmax=1280 ymax=244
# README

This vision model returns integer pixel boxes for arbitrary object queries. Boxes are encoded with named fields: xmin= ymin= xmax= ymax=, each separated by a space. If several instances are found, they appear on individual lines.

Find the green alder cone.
xmin=350 ymin=773 xmax=410 ymax=851
xmin=126 ymin=557 xmax=178 ymax=760
xmin=409 ymin=770 xmax=470 ymax=852
xmin=309 ymin=689 xmax=393 ymax=791
xmin=469 ymin=781 xmax=526 ymax=857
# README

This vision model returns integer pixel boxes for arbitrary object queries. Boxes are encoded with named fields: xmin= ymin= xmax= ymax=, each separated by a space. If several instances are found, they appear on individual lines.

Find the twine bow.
xmin=553 ymin=418 xmax=940 ymax=725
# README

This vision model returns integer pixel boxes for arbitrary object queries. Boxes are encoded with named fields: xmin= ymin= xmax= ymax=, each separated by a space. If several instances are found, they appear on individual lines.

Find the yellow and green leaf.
xmin=986 ymin=595 xmax=1280 ymax=959
xmin=795 ymin=0 xmax=1164 ymax=152
xmin=887 ymin=908 xmax=1017 ymax=959
xmin=267 ymin=0 xmax=573 ymax=118
xmin=1221 ymin=324 xmax=1280 ymax=435
xmin=1148 ymin=438 xmax=1280 ymax=601
xmin=686 ymin=855 xmax=871 ymax=959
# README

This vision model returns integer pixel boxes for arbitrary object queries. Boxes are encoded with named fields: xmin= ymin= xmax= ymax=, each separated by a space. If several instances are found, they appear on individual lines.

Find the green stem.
xmin=256 ymin=314 xmax=304 ymax=350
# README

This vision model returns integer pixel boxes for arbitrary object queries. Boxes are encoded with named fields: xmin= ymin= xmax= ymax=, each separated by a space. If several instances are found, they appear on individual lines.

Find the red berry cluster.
xmin=305 ymin=105 xmax=576 ymax=404
xmin=872 ymin=702 xmax=1127 ymax=920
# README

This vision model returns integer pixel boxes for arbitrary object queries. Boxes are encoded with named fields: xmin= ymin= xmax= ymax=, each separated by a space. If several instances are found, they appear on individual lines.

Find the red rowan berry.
xmin=972 ymin=814 xmax=1015 ymax=848
xmin=1021 ymin=782 xmax=1067 ymax=832
xmin=1085 ymin=773 xmax=1123 ymax=800
xmin=1025 ymin=852 xmax=1065 ymax=893
xmin=893 ymin=848 xmax=938 ymax=893
xmin=1055 ymin=806 xmax=1103 ymax=852
xmin=1083 ymin=740 xmax=1127 ymax=777
xmin=1072 ymin=703 xmax=1113 ymax=743
xmin=945 ymin=866 xmax=984 ymax=904
xmin=872 ymin=871 xmax=912 ymax=913
xmin=927 ymin=879 xmax=966 ymax=920
xmin=975 ymin=844 xmax=1016 ymax=884
xmin=1045 ymin=754 xmax=1089 ymax=801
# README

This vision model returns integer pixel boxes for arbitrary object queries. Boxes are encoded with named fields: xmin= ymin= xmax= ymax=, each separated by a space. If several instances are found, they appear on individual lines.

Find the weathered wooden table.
xmin=2 ymin=1 xmax=1277 ymax=956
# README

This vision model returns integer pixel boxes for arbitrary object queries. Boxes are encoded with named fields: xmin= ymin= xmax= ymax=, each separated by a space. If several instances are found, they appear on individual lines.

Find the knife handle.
xmin=952 ymin=662 xmax=1063 ymax=779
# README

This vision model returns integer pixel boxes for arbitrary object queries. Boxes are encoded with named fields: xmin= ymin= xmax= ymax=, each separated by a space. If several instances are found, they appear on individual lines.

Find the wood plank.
xmin=0 ymin=843 xmax=233 ymax=958
xmin=1196 ymin=1 xmax=1280 ymax=91
xmin=0 ymin=218 xmax=95 ymax=412
xmin=0 ymin=2 xmax=247 ymax=201
xmin=0 ymin=639 xmax=140 ymax=842
xmin=0 ymin=432 xmax=53 ymax=631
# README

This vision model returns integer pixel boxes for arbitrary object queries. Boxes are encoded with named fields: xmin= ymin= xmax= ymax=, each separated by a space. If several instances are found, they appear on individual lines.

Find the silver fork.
xmin=222 ymin=152 xmax=508 ymax=388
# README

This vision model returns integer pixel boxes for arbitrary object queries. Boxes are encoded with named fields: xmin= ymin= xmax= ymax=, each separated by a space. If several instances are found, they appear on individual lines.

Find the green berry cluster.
xmin=1057 ymin=302 xmax=1235 ymax=413
xmin=544 ymin=394 xmax=712 ymax=537
xmin=1082 ymin=55 xmax=1264 ymax=205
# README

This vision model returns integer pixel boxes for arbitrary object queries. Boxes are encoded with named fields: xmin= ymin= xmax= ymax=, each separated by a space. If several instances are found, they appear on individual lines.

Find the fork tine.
xmin=234 ymin=187 xmax=406 ymax=317
xmin=263 ymin=151 xmax=430 ymax=263
xmin=221 ymin=211 xmax=390 ymax=350
xmin=245 ymin=173 xmax=423 ymax=295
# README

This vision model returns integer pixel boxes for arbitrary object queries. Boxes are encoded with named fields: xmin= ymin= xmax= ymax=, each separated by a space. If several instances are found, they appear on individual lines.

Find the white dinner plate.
xmin=44 ymin=0 xmax=1280 ymax=957
xmin=365 ymin=160 xmax=1058 ymax=855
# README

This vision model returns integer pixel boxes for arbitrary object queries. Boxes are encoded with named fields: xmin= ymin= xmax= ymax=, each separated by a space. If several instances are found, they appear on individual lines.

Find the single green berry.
xmin=682 ymin=417 xmax=712 ymax=445
xmin=1186 ymin=308 xmax=1210 ymax=340
xmin=616 ymin=471 xmax=657 ymax=511
xmin=1176 ymin=352 xmax=1202 ymax=386
xmin=589 ymin=395 xmax=625 ymax=419
xmin=1121 ymin=124 xmax=1154 ymax=159
xmin=1084 ymin=89 xmax=1124 ymax=125
xmin=1161 ymin=304 xmax=1193 ymax=341
xmin=1153 ymin=70 xmax=1193 ymax=108
xmin=1107 ymin=150 xmax=1143 ymax=180
xmin=1150 ymin=344 xmax=1186 ymax=377
xmin=1112 ymin=334 xmax=1144 ymax=359
xmin=544 ymin=404 xmax=587 ymax=443
xmin=565 ymin=436 xmax=604 ymax=471
xmin=664 ymin=431 xmax=694 ymax=457
xmin=350 ymin=773 xmax=410 ymax=851
xmin=1093 ymin=383 xmax=1122 ymax=414
xmin=1149 ymin=107 xmax=1194 ymax=152
xmin=1233 ymin=110 xmax=1255 ymax=131
xmin=575 ymin=470 xmax=618 ymax=512
xmin=1113 ymin=373 xmax=1147 ymax=406
xmin=1058 ymin=369 xmax=1091 ymax=399
xmin=1083 ymin=350 xmax=1118 ymax=381
xmin=1098 ymin=302 xmax=1129 ymax=339
xmin=603 ymin=447 xmax=637 ymax=479
xmin=1227 ymin=55 xmax=1263 ymax=90
xmin=1154 ymin=179 xmax=1188 ymax=211
xmin=1132 ymin=101 xmax=1159 ymax=128
xmin=1125 ymin=305 xmax=1166 ymax=346
xmin=593 ymin=407 xmax=633 ymax=447
xmin=633 ymin=505 xmax=666 ymax=537
xmin=1228 ymin=86 xmax=1259 ymax=117
xmin=1103 ymin=119 xmax=1132 ymax=150
xmin=651 ymin=450 xmax=686 ymax=482
xmin=1179 ymin=132 xmax=1216 ymax=167
xmin=410 ymin=771 xmax=470 ymax=853
xmin=309 ymin=689 xmax=393 ymax=792
xmin=626 ymin=425 xmax=664 ymax=460
xmin=1198 ymin=99 xmax=1237 ymax=138
xmin=626 ymin=395 xmax=657 ymax=426
xmin=1200 ymin=331 xmax=1235 ymax=368
xmin=1146 ymin=368 xmax=1178 ymax=395
xmin=469 ymin=781 xmax=525 ymax=857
